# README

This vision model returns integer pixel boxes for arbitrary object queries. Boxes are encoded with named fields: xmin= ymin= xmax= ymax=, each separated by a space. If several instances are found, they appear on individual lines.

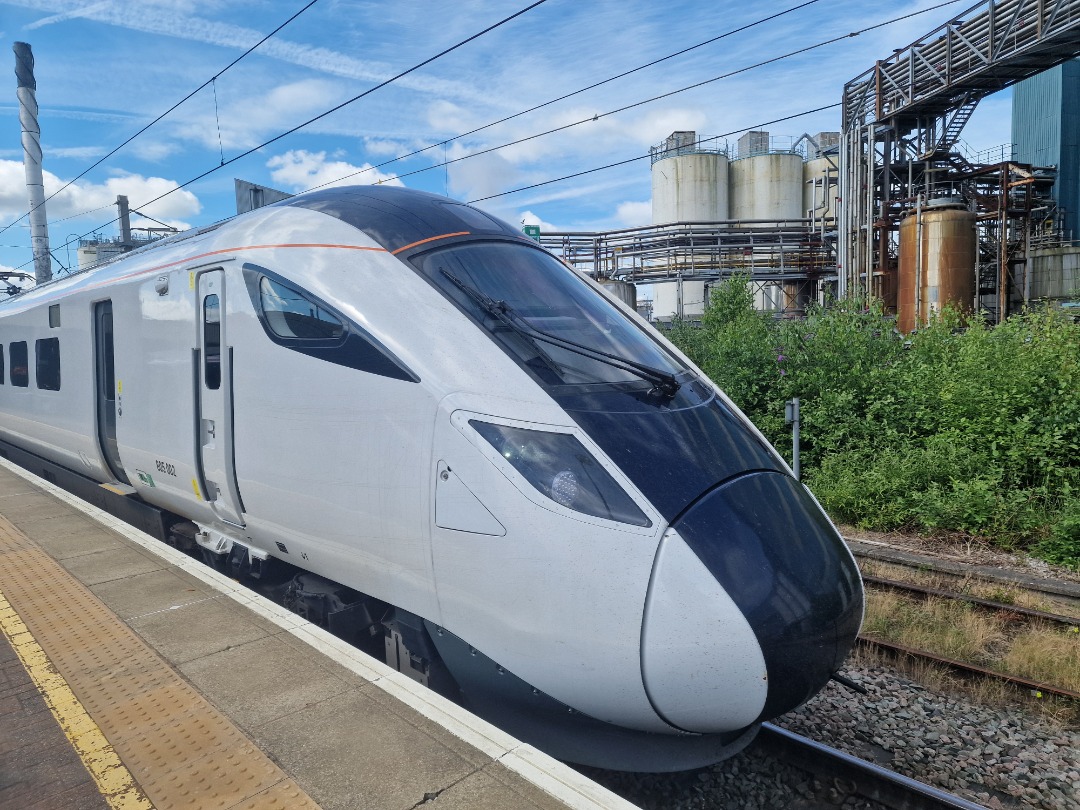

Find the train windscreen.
xmin=417 ymin=242 xmax=685 ymax=390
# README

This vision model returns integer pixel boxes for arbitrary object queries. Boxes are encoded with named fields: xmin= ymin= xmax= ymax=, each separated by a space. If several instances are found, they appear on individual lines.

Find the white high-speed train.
xmin=0 ymin=186 xmax=863 ymax=771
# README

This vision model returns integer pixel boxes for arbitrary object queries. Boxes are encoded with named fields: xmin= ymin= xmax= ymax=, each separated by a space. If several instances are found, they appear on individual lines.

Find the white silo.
xmin=651 ymin=277 xmax=709 ymax=321
xmin=730 ymin=152 xmax=804 ymax=222
xmin=649 ymin=131 xmax=726 ymax=320
xmin=729 ymin=132 xmax=803 ymax=223
xmin=650 ymin=131 xmax=729 ymax=224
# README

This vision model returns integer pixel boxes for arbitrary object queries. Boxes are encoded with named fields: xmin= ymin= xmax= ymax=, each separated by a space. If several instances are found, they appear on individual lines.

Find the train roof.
xmin=0 ymin=187 xmax=527 ymax=308
xmin=278 ymin=186 xmax=524 ymax=254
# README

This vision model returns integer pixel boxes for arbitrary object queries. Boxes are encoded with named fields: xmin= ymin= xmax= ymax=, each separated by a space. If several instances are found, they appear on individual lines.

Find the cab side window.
xmin=259 ymin=277 xmax=344 ymax=340
xmin=242 ymin=265 xmax=417 ymax=383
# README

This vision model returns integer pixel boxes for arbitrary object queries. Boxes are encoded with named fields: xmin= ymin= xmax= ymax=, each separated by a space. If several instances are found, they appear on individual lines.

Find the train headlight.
xmin=470 ymin=421 xmax=650 ymax=527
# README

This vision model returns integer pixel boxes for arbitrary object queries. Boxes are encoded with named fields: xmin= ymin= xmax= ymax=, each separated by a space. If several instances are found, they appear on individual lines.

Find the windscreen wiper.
xmin=442 ymin=270 xmax=681 ymax=398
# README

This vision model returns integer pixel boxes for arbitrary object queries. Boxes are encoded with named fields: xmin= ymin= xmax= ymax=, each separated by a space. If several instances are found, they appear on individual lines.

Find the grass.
xmin=1003 ymin=625 xmax=1080 ymax=693
xmin=857 ymin=585 xmax=1080 ymax=726
xmin=861 ymin=590 xmax=1008 ymax=665
xmin=857 ymin=559 xmax=1079 ymax=616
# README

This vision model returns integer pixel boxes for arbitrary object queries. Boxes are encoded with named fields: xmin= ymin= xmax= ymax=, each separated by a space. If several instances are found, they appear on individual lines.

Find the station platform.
xmin=0 ymin=456 xmax=637 ymax=810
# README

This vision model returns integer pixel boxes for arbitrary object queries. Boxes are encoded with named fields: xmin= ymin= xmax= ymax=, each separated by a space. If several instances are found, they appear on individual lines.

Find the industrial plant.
xmin=540 ymin=0 xmax=1080 ymax=328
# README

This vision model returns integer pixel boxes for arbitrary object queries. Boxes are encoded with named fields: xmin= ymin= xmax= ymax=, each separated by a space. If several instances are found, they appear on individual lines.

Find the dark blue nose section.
xmin=672 ymin=472 xmax=864 ymax=721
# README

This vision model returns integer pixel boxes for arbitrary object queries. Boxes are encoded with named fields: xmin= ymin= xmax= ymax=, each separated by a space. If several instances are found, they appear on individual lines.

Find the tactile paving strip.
xmin=0 ymin=513 xmax=321 ymax=810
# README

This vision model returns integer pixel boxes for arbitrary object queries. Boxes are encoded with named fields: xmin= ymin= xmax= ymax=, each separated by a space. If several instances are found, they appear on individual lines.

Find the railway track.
xmin=847 ymin=538 xmax=1080 ymax=616
xmin=755 ymin=725 xmax=991 ymax=810
xmin=860 ymin=574 xmax=1080 ymax=627
xmin=850 ymin=538 xmax=1080 ymax=705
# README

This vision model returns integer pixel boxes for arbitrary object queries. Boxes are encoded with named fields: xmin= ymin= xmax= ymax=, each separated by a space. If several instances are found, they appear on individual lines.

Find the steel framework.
xmin=839 ymin=0 xmax=1080 ymax=319
xmin=539 ymin=219 xmax=836 ymax=317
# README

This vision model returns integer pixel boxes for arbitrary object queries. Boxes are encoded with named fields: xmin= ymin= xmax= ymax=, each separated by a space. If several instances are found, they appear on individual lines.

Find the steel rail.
xmin=848 ymin=541 xmax=1080 ymax=611
xmin=757 ymin=724 xmax=991 ymax=810
xmin=862 ymin=574 xmax=1080 ymax=626
xmin=857 ymin=637 xmax=1080 ymax=701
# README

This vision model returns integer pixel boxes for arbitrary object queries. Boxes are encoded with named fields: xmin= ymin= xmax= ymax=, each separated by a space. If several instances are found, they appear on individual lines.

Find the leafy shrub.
xmin=667 ymin=277 xmax=1080 ymax=569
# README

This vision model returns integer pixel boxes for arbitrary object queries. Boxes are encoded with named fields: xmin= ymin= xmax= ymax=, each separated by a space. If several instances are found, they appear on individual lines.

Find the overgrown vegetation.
xmin=665 ymin=277 xmax=1080 ymax=568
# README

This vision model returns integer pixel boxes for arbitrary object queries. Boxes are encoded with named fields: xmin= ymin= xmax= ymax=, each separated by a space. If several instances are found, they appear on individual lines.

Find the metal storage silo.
xmin=651 ymin=132 xmax=729 ymax=223
xmin=600 ymin=279 xmax=637 ymax=310
xmin=730 ymin=152 xmax=804 ymax=222
xmin=803 ymin=157 xmax=837 ymax=222
xmin=1028 ymin=246 xmax=1080 ymax=302
xmin=651 ymin=278 xmax=707 ymax=320
xmin=897 ymin=200 xmax=977 ymax=332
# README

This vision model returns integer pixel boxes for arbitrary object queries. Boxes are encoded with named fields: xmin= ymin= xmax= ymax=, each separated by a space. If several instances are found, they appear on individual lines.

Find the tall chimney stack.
xmin=14 ymin=42 xmax=52 ymax=285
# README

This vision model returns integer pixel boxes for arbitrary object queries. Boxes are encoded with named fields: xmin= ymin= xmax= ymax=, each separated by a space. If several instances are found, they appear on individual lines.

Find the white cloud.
xmin=170 ymin=80 xmax=342 ymax=151
xmin=426 ymin=100 xmax=482 ymax=136
xmin=518 ymin=210 xmax=559 ymax=232
xmin=49 ymin=146 xmax=108 ymax=160
xmin=362 ymin=138 xmax=415 ymax=158
xmin=24 ymin=1 xmax=112 ymax=29
xmin=446 ymin=143 xmax=523 ymax=203
xmin=266 ymin=150 xmax=404 ymax=192
xmin=615 ymin=200 xmax=652 ymax=227
xmin=130 ymin=140 xmax=182 ymax=162
xmin=10 ymin=0 xmax=498 ymax=107
xmin=0 ymin=159 xmax=201 ymax=226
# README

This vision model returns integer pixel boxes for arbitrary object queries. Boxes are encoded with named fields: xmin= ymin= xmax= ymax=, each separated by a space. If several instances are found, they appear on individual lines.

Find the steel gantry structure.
xmin=539 ymin=218 xmax=835 ymax=318
xmin=839 ymin=0 xmax=1080 ymax=320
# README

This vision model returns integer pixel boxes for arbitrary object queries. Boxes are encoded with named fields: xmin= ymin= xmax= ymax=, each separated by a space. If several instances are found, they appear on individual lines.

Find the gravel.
xmin=779 ymin=665 xmax=1080 ymax=810
xmin=583 ymin=665 xmax=1080 ymax=809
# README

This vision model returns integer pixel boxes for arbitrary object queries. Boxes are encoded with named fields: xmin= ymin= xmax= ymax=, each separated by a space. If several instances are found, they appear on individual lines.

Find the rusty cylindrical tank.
xmin=897 ymin=201 xmax=976 ymax=333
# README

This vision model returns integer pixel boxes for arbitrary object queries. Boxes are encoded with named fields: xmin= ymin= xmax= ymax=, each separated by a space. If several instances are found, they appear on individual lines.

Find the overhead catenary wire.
xmin=0 ymin=0 xmax=325 ymax=240
xmin=310 ymin=0 xmax=965 ymax=194
xmin=299 ymin=0 xmax=825 ymax=193
xmin=8 ymin=0 xmax=552 ymax=274
xmin=8 ymin=0 xmax=964 ymax=272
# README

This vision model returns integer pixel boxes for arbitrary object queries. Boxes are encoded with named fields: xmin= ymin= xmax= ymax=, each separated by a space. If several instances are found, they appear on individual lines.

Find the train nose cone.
xmin=641 ymin=472 xmax=863 ymax=733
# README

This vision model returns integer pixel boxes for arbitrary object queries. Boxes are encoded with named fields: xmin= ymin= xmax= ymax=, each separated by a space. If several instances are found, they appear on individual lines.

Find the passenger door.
xmin=93 ymin=301 xmax=129 ymax=484
xmin=196 ymin=270 xmax=245 ymax=526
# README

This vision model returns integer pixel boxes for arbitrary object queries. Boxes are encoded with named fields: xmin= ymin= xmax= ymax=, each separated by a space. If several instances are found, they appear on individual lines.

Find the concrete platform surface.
xmin=0 ymin=456 xmax=638 ymax=810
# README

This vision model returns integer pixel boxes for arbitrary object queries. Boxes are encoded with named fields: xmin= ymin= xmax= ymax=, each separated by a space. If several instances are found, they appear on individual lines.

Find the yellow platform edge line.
xmin=0 ymin=588 xmax=154 ymax=810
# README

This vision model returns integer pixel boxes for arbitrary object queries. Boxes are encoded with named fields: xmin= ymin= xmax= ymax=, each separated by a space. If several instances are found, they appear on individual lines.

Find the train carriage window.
xmin=203 ymin=294 xmax=221 ymax=390
xmin=36 ymin=338 xmax=61 ymax=390
xmin=0 ymin=344 xmax=4 ymax=385
xmin=49 ymin=304 xmax=61 ymax=328
xmin=9 ymin=342 xmax=28 ymax=387
xmin=259 ymin=277 xmax=344 ymax=340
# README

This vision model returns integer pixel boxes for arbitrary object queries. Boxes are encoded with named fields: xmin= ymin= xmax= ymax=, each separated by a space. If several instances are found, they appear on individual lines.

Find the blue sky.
xmin=0 ymin=0 xmax=1015 ymax=277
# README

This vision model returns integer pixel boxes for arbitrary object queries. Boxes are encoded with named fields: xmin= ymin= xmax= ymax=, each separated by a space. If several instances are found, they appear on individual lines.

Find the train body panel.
xmin=431 ymin=393 xmax=669 ymax=732
xmin=0 ymin=186 xmax=864 ymax=771
xmin=0 ymin=293 xmax=106 ymax=480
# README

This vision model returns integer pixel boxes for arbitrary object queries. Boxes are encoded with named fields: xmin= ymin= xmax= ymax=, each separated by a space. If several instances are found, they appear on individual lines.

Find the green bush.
xmin=667 ymin=276 xmax=1080 ymax=569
